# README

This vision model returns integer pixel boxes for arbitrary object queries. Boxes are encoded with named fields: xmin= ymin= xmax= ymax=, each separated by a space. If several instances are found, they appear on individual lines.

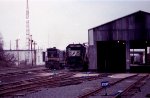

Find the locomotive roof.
xmin=66 ymin=44 xmax=85 ymax=48
xmin=47 ymin=47 xmax=58 ymax=51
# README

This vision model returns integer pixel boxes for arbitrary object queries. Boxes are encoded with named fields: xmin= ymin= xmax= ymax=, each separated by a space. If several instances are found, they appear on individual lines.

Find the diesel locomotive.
xmin=66 ymin=44 xmax=88 ymax=71
xmin=43 ymin=44 xmax=88 ymax=71
xmin=43 ymin=47 xmax=65 ymax=69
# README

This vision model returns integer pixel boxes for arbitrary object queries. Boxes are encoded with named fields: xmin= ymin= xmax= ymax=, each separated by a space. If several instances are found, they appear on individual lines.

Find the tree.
xmin=0 ymin=33 xmax=4 ymax=62
xmin=0 ymin=33 xmax=16 ymax=67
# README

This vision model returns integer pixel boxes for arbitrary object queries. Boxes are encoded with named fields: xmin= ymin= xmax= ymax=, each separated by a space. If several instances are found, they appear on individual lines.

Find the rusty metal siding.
xmin=88 ymin=45 xmax=97 ymax=70
xmin=93 ymin=14 xmax=150 ymax=41
xmin=88 ymin=29 xmax=94 ymax=45
xmin=146 ymin=14 xmax=150 ymax=29
xmin=95 ymin=30 xmax=109 ymax=41
xmin=146 ymin=14 xmax=150 ymax=40
xmin=93 ymin=15 xmax=138 ymax=41
xmin=88 ymin=29 xmax=97 ymax=70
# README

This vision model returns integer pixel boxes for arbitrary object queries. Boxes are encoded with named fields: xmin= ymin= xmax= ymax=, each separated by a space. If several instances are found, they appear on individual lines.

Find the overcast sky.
xmin=0 ymin=0 xmax=150 ymax=50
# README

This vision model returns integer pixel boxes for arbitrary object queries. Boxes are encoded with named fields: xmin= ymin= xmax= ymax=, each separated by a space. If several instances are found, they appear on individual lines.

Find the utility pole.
xmin=30 ymin=35 xmax=33 ymax=66
xmin=16 ymin=39 xmax=19 ymax=66
xmin=10 ymin=40 xmax=11 ymax=50
xmin=33 ymin=41 xmax=37 ymax=50
xmin=16 ymin=39 xmax=19 ymax=50
xmin=33 ymin=41 xmax=37 ymax=65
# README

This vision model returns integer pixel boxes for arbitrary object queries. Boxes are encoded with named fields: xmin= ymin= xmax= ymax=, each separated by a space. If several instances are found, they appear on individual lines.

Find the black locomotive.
xmin=66 ymin=44 xmax=88 ymax=71
xmin=43 ymin=47 xmax=65 ymax=69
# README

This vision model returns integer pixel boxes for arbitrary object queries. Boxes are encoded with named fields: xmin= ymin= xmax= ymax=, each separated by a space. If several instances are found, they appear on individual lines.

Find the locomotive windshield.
xmin=47 ymin=49 xmax=58 ymax=58
xmin=68 ymin=50 xmax=80 ymax=57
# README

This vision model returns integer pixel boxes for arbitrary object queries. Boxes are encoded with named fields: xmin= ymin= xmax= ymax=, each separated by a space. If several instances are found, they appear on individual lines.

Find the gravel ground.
xmin=15 ymin=77 xmax=104 ymax=98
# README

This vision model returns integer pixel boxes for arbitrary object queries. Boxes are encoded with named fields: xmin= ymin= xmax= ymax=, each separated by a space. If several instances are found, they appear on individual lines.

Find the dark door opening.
xmin=97 ymin=41 xmax=126 ymax=72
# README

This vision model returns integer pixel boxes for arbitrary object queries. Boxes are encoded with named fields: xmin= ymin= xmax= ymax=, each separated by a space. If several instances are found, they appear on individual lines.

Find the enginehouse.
xmin=88 ymin=11 xmax=150 ymax=72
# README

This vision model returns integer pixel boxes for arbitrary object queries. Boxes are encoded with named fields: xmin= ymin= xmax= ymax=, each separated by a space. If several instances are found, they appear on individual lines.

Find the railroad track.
xmin=77 ymin=74 xmax=149 ymax=98
xmin=113 ymin=74 xmax=149 ymax=98
xmin=0 ymin=68 xmax=50 ymax=85
xmin=0 ymin=72 xmax=104 ymax=97
xmin=0 ymin=68 xmax=48 ymax=77
xmin=0 ymin=72 xmax=74 ymax=97
xmin=0 ymin=69 xmax=110 ymax=96
xmin=0 ymin=67 xmax=48 ymax=78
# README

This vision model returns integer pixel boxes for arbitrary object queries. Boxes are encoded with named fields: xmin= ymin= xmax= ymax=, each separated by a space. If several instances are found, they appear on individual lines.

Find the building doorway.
xmin=97 ymin=41 xmax=126 ymax=72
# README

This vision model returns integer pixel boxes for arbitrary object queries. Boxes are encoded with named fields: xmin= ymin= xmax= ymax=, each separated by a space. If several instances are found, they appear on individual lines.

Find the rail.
xmin=0 ymin=72 xmax=102 ymax=97
xmin=114 ymin=74 xmax=149 ymax=98
xmin=77 ymin=74 xmax=138 ymax=98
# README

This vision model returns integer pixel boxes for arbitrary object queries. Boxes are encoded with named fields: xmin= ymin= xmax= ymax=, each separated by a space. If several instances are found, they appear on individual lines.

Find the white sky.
xmin=0 ymin=0 xmax=150 ymax=50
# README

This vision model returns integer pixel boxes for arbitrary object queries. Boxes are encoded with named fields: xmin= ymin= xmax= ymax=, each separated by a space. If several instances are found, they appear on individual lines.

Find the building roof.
xmin=89 ymin=10 xmax=150 ymax=30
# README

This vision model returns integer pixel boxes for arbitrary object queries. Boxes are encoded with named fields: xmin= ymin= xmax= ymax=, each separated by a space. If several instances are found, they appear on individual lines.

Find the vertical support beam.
xmin=145 ymin=45 xmax=147 ymax=64
xmin=126 ymin=41 xmax=130 ymax=71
